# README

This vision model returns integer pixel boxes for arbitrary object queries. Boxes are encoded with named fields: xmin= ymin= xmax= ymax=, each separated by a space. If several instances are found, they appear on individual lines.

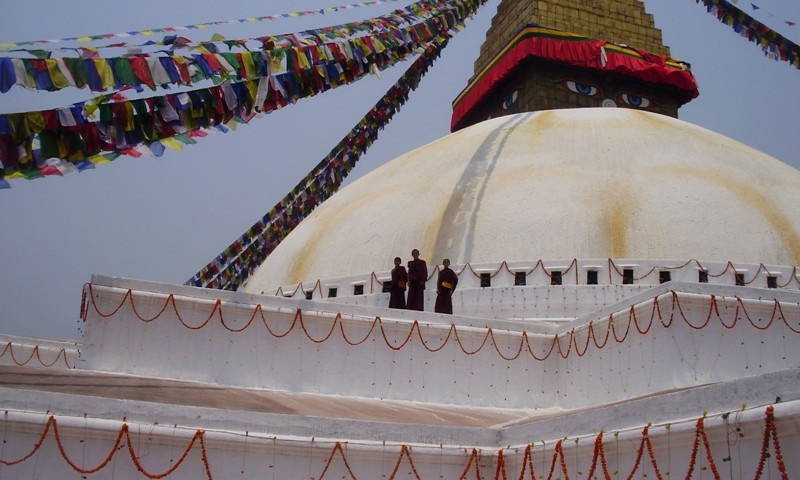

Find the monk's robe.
xmin=389 ymin=265 xmax=408 ymax=309
xmin=435 ymin=267 xmax=458 ymax=314
xmin=407 ymin=258 xmax=427 ymax=311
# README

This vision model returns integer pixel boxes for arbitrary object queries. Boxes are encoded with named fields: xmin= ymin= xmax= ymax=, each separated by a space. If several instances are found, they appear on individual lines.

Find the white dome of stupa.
xmin=244 ymin=108 xmax=800 ymax=293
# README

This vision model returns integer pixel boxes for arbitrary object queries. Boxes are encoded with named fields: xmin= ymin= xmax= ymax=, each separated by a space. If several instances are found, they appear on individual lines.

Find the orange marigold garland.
xmin=585 ymin=433 xmax=612 ymax=480
xmin=543 ymin=440 xmax=569 ymax=480
xmin=684 ymin=415 xmax=721 ymax=480
xmin=388 ymin=445 xmax=422 ymax=480
xmin=625 ymin=426 xmax=647 ymax=480
xmin=0 ymin=415 xmax=54 ymax=467
xmin=755 ymin=406 xmax=790 ymax=480
xmin=494 ymin=448 xmax=508 ymax=480
xmin=0 ymin=407 xmax=791 ymax=480
xmin=1 ymin=416 xmax=211 ymax=479
xmin=52 ymin=416 xmax=125 ymax=474
xmin=318 ymin=441 xmax=358 ymax=479
xmin=556 ymin=440 xmax=569 ymax=480
xmin=517 ymin=444 xmax=537 ymax=480
xmin=643 ymin=425 xmax=665 ymax=480
xmin=459 ymin=448 xmax=484 ymax=480
xmin=83 ymin=282 xmax=800 ymax=364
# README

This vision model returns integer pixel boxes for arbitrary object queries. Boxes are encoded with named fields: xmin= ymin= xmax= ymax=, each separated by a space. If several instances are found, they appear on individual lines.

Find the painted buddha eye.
xmin=502 ymin=90 xmax=518 ymax=110
xmin=564 ymin=81 xmax=601 ymax=97
xmin=618 ymin=93 xmax=652 ymax=108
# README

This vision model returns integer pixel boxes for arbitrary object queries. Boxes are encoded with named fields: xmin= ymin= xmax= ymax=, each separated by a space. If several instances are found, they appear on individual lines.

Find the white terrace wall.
xmin=269 ymin=259 xmax=800 ymax=320
xmin=1 ymin=402 xmax=798 ymax=480
xmin=270 ymin=259 xmax=800 ymax=297
xmin=334 ymin=285 xmax=655 ymax=322
xmin=0 ymin=334 xmax=78 ymax=369
xmin=79 ymin=276 xmax=800 ymax=410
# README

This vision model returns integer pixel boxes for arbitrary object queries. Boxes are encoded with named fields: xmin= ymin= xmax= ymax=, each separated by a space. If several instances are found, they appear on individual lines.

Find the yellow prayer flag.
xmin=295 ymin=48 xmax=311 ymax=70
xmin=89 ymin=154 xmax=112 ymax=165
xmin=159 ymin=137 xmax=185 ymax=151
xmin=173 ymin=55 xmax=188 ymax=82
xmin=244 ymin=79 xmax=258 ymax=100
xmin=240 ymin=52 xmax=256 ymax=79
xmin=268 ymin=52 xmax=286 ymax=75
xmin=371 ymin=38 xmax=386 ymax=54
xmin=23 ymin=112 xmax=46 ymax=137
xmin=92 ymin=59 xmax=115 ymax=90
xmin=123 ymin=103 xmax=135 ymax=131
xmin=46 ymin=59 xmax=70 ymax=89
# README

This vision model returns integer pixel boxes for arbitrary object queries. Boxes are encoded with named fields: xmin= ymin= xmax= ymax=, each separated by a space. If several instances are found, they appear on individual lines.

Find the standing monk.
xmin=389 ymin=257 xmax=408 ymax=309
xmin=435 ymin=258 xmax=458 ymax=314
xmin=406 ymin=249 xmax=427 ymax=311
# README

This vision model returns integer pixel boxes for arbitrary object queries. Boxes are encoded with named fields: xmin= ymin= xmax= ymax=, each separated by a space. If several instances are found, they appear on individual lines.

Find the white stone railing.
xmin=0 ymin=334 xmax=78 ymax=369
xmin=265 ymin=259 xmax=800 ymax=300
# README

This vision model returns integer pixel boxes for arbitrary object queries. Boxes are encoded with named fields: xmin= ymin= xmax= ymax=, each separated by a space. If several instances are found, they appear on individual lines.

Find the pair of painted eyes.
xmin=564 ymin=81 xmax=652 ymax=107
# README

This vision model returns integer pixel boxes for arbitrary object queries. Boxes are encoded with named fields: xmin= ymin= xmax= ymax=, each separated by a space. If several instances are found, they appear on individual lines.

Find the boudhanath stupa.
xmin=1 ymin=0 xmax=799 ymax=478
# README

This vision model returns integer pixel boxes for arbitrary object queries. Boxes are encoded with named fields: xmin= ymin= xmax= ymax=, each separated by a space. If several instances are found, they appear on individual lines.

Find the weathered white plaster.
xmin=245 ymin=110 xmax=800 ymax=294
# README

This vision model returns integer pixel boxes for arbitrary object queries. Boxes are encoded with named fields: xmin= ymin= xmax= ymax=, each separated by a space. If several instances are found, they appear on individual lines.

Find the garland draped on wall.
xmin=276 ymin=259 xmax=800 ymax=299
xmin=0 ymin=341 xmax=74 ymax=368
xmin=80 ymin=283 xmax=800 ymax=362
xmin=696 ymin=0 xmax=800 ymax=68
xmin=0 ymin=406 xmax=791 ymax=479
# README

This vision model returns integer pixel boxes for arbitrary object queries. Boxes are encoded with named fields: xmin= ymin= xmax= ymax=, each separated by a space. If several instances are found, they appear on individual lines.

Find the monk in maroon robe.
xmin=435 ymin=259 xmax=458 ymax=314
xmin=406 ymin=249 xmax=427 ymax=311
xmin=389 ymin=257 xmax=407 ymax=309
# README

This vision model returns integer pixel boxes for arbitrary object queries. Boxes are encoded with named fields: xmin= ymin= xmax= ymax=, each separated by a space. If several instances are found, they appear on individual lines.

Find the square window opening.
xmin=328 ymin=287 xmax=338 ymax=298
xmin=305 ymin=291 xmax=313 ymax=300
xmin=659 ymin=271 xmax=671 ymax=284
xmin=698 ymin=270 xmax=709 ymax=283
xmin=550 ymin=271 xmax=562 ymax=286
xmin=622 ymin=269 xmax=634 ymax=285
xmin=586 ymin=270 xmax=598 ymax=285
xmin=353 ymin=285 xmax=364 ymax=296
xmin=514 ymin=271 xmax=526 ymax=286
xmin=382 ymin=281 xmax=391 ymax=293
xmin=480 ymin=273 xmax=491 ymax=288
xmin=767 ymin=276 xmax=778 ymax=289
xmin=735 ymin=273 xmax=745 ymax=286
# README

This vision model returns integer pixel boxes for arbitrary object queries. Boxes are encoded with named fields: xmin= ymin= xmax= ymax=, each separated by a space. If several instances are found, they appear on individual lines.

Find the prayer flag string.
xmin=0 ymin=1 xmax=478 ymax=183
xmin=696 ymin=0 xmax=800 ymax=68
xmin=1 ymin=0 xmax=452 ymax=68
xmin=0 ymin=0 xmax=459 ymax=94
xmin=186 ymin=1 xmax=487 ymax=290
xmin=0 ymin=0 xmax=406 ymax=51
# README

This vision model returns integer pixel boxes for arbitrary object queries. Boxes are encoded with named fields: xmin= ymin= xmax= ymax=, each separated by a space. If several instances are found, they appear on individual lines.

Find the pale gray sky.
xmin=1 ymin=0 xmax=798 ymax=340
